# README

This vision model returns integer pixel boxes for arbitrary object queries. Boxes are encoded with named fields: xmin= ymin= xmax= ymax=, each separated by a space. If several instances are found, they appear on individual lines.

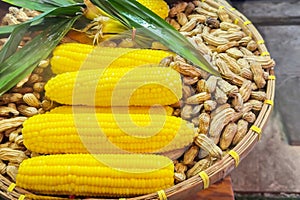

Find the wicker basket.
xmin=0 ymin=0 xmax=275 ymax=199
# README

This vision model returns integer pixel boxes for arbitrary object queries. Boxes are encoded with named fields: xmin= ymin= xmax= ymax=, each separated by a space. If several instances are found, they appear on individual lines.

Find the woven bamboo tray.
xmin=0 ymin=0 xmax=275 ymax=199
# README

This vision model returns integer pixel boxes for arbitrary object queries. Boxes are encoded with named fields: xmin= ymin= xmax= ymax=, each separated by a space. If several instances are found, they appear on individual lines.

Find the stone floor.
xmin=231 ymin=109 xmax=300 ymax=194
xmin=229 ymin=0 xmax=300 ymax=196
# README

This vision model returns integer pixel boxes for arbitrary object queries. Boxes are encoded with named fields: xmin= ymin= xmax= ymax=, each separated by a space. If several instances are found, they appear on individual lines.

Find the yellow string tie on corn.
xmin=199 ymin=171 xmax=210 ymax=189
xmin=157 ymin=190 xmax=168 ymax=200
xmin=16 ymin=154 xmax=174 ymax=197
xmin=228 ymin=150 xmax=240 ymax=167
xmin=7 ymin=183 xmax=16 ymax=192
xmin=257 ymin=40 xmax=265 ymax=45
xmin=230 ymin=7 xmax=236 ymax=11
xmin=251 ymin=125 xmax=262 ymax=140
xmin=219 ymin=6 xmax=225 ymax=9
xmin=264 ymin=100 xmax=274 ymax=106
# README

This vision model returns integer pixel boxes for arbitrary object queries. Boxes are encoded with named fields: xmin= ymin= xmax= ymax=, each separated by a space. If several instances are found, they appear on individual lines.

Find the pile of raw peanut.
xmin=165 ymin=1 xmax=275 ymax=182
xmin=0 ymin=59 xmax=58 ymax=182
xmin=0 ymin=60 xmax=58 ymax=182
xmin=0 ymin=7 xmax=56 ymax=182
xmin=0 ymin=1 xmax=275 ymax=184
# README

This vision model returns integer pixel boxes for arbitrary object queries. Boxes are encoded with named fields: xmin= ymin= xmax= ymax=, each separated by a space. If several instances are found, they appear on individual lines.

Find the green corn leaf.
xmin=36 ymin=4 xmax=84 ymax=17
xmin=0 ymin=16 xmax=80 ymax=95
xmin=1 ymin=0 xmax=57 ymax=12
xmin=89 ymin=0 xmax=130 ymax=26
xmin=0 ymin=4 xmax=83 ymax=36
xmin=1 ymin=0 xmax=79 ymax=12
xmin=42 ymin=0 xmax=78 ymax=7
xmin=0 ymin=4 xmax=83 ymax=87
xmin=91 ymin=0 xmax=219 ymax=76
xmin=0 ymin=23 xmax=30 ymax=63
xmin=0 ymin=24 xmax=19 ymax=36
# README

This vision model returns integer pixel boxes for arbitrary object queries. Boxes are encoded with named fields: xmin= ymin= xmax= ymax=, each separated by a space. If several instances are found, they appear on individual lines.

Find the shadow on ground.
xmin=235 ymin=193 xmax=300 ymax=200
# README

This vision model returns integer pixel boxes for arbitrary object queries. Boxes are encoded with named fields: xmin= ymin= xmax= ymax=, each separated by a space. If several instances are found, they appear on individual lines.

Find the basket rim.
xmin=0 ymin=0 xmax=276 ymax=199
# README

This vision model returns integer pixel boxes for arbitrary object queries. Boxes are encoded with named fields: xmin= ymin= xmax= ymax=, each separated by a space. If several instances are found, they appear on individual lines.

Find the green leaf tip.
xmin=91 ymin=0 xmax=219 ymax=76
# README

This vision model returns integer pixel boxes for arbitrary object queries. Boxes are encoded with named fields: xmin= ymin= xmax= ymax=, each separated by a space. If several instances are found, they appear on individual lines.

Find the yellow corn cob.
xmin=16 ymin=154 xmax=174 ymax=197
xmin=22 ymin=113 xmax=195 ymax=154
xmin=49 ymin=105 xmax=174 ymax=115
xmin=84 ymin=0 xmax=169 ymax=20
xmin=50 ymin=43 xmax=173 ymax=74
xmin=137 ymin=0 xmax=170 ymax=19
xmin=45 ymin=67 xmax=182 ymax=106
